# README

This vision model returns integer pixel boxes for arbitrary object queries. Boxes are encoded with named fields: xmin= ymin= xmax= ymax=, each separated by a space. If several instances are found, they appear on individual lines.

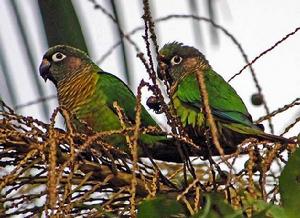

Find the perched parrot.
xmin=155 ymin=42 xmax=293 ymax=155
xmin=39 ymin=45 xmax=179 ymax=161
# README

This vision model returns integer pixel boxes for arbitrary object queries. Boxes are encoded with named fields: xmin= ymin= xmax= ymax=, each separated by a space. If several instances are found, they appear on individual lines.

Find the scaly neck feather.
xmin=57 ymin=65 xmax=98 ymax=113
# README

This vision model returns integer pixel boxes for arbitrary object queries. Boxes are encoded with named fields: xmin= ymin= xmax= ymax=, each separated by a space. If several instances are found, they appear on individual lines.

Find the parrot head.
xmin=39 ymin=45 xmax=93 ymax=86
xmin=157 ymin=42 xmax=210 ymax=86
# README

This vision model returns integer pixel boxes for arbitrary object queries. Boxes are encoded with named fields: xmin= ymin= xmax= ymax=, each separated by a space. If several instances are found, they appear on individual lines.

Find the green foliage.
xmin=109 ymin=0 xmax=131 ymax=85
xmin=0 ymin=96 xmax=3 ymax=111
xmin=10 ymin=0 xmax=49 ymax=117
xmin=250 ymin=200 xmax=287 ymax=218
xmin=135 ymin=149 xmax=300 ymax=217
xmin=0 ymin=39 xmax=17 ymax=107
xmin=279 ymin=148 xmax=300 ymax=218
xmin=137 ymin=196 xmax=185 ymax=218
xmin=193 ymin=193 xmax=243 ymax=218
xmin=38 ymin=0 xmax=88 ymax=53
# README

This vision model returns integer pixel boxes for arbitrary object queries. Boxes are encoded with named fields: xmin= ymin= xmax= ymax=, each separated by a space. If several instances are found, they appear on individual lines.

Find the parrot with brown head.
xmin=154 ymin=42 xmax=294 ymax=155
xmin=39 ymin=45 xmax=177 ymax=160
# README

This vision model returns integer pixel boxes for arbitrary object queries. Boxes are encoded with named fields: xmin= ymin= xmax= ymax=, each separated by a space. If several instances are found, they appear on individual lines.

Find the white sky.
xmin=1 ymin=0 xmax=299 ymax=137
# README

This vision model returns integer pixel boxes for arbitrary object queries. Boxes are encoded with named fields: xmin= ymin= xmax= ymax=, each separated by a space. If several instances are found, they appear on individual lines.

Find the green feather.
xmin=40 ymin=45 xmax=167 ymax=154
xmin=98 ymin=72 xmax=158 ymax=127
xmin=159 ymin=42 xmax=293 ymax=154
xmin=176 ymin=71 xmax=255 ymax=128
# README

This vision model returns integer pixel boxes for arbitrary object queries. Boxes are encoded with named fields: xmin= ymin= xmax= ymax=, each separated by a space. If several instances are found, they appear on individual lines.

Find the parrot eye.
xmin=52 ymin=52 xmax=66 ymax=62
xmin=170 ymin=55 xmax=183 ymax=66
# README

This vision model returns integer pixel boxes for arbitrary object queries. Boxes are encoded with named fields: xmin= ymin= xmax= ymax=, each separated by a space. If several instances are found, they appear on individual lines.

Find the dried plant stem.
xmin=129 ymin=83 xmax=144 ymax=217
xmin=281 ymin=116 xmax=300 ymax=136
xmin=88 ymin=0 xmax=140 ymax=53
xmin=256 ymin=97 xmax=300 ymax=123
xmin=247 ymin=146 xmax=256 ymax=200
xmin=1 ymin=3 xmax=300 ymax=216
xmin=47 ymin=115 xmax=58 ymax=212
xmin=195 ymin=69 xmax=231 ymax=168
xmin=0 ymin=149 xmax=38 ymax=190
xmin=178 ymin=178 xmax=199 ymax=200
xmin=113 ymin=101 xmax=132 ymax=144
xmin=140 ymin=2 xmax=194 ymax=173
xmin=230 ymin=26 xmax=300 ymax=82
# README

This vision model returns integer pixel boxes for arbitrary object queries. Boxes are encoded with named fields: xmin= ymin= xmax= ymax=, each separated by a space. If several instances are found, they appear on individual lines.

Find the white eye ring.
xmin=52 ymin=52 xmax=66 ymax=62
xmin=170 ymin=55 xmax=183 ymax=66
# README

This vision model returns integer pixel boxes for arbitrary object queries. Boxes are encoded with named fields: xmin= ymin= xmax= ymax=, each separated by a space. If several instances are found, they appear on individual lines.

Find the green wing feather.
xmin=98 ymin=72 xmax=159 ymax=128
xmin=75 ymin=70 xmax=165 ymax=149
xmin=98 ymin=72 xmax=166 ymax=145
xmin=176 ymin=69 xmax=256 ymax=128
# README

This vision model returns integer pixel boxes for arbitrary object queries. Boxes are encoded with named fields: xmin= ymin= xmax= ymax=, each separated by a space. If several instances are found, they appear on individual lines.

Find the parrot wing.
xmin=176 ymin=69 xmax=257 ymax=128
xmin=98 ymin=71 xmax=159 ymax=128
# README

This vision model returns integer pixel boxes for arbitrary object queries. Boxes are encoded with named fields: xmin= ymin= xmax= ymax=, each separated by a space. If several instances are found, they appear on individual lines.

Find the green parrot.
xmin=155 ymin=42 xmax=293 ymax=155
xmin=39 ymin=45 xmax=179 ymax=161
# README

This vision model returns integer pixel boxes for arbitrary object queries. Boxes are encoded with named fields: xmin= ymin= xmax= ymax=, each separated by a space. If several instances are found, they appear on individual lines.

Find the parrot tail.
xmin=222 ymin=123 xmax=295 ymax=144
xmin=258 ymin=132 xmax=295 ymax=144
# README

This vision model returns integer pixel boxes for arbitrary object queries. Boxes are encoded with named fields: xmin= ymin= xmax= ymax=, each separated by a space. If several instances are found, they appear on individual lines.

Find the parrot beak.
xmin=39 ymin=59 xmax=51 ymax=82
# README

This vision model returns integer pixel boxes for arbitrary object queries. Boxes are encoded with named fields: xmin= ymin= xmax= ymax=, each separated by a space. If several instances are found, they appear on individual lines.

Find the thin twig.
xmin=96 ymin=14 xmax=274 ymax=133
xmin=195 ymin=69 xmax=231 ymax=168
xmin=229 ymin=26 xmax=300 ymax=82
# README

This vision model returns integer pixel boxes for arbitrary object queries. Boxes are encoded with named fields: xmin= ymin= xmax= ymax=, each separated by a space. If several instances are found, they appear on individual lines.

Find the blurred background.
xmin=0 ymin=0 xmax=299 ymax=137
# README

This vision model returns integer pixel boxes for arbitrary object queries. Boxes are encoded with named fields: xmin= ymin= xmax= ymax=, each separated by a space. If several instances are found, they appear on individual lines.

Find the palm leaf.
xmin=0 ymin=35 xmax=17 ymax=108
xmin=109 ymin=0 xmax=131 ymax=85
xmin=10 ymin=0 xmax=49 ymax=117
xmin=38 ymin=0 xmax=88 ymax=53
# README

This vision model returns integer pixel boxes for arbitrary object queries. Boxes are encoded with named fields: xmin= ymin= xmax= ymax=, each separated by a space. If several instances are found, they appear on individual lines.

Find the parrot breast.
xmin=57 ymin=67 xmax=98 ymax=113
xmin=172 ymin=91 xmax=205 ymax=129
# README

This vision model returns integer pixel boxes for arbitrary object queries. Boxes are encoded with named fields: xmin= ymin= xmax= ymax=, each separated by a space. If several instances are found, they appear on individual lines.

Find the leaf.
xmin=10 ymin=0 xmax=49 ymax=117
xmin=109 ymin=0 xmax=131 ymax=85
xmin=0 ymin=96 xmax=3 ymax=111
xmin=193 ymin=193 xmax=243 ymax=218
xmin=137 ymin=196 xmax=185 ymax=218
xmin=251 ymin=200 xmax=287 ymax=218
xmin=279 ymin=147 xmax=300 ymax=218
xmin=0 ymin=38 xmax=17 ymax=108
xmin=38 ymin=0 xmax=88 ymax=53
xmin=188 ymin=0 xmax=204 ymax=48
xmin=205 ymin=0 xmax=219 ymax=45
